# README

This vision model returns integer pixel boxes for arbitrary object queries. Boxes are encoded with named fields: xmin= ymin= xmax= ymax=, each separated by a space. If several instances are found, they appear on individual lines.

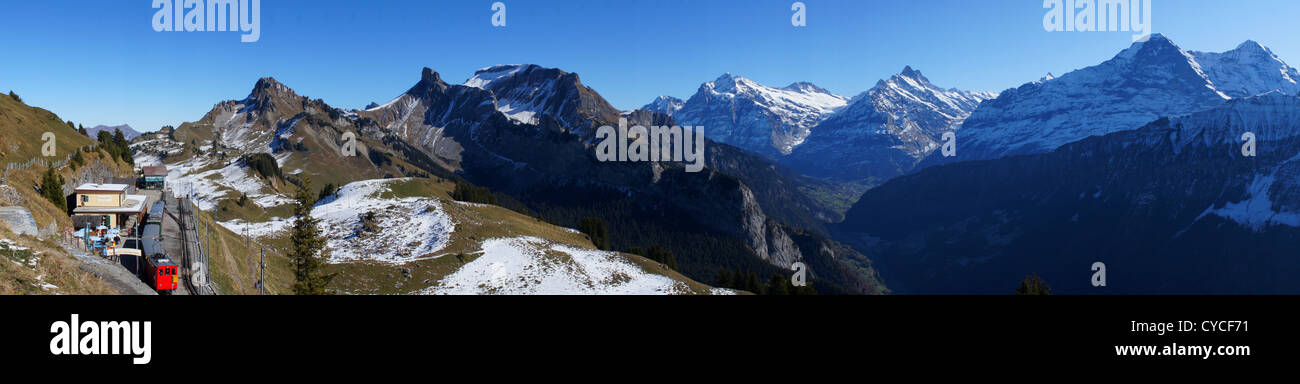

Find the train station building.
xmin=140 ymin=165 xmax=167 ymax=190
xmin=71 ymin=183 xmax=148 ymax=229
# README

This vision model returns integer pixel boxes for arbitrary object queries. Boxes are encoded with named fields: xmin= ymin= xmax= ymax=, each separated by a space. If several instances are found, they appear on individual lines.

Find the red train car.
xmin=143 ymin=254 xmax=179 ymax=293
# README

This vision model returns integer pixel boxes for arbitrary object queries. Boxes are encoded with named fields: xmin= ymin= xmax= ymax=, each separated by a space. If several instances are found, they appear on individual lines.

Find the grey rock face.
xmin=0 ymin=207 xmax=39 ymax=236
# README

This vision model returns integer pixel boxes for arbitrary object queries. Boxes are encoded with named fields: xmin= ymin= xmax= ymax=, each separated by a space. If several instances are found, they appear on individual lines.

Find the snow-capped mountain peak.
xmin=943 ymin=35 xmax=1298 ymax=164
xmin=782 ymin=82 xmax=830 ymax=94
xmin=898 ymin=65 xmax=924 ymax=80
xmin=870 ymin=66 xmax=995 ymax=118
xmin=668 ymin=74 xmax=848 ymax=157
xmin=1191 ymin=40 xmax=1300 ymax=98
xmin=458 ymin=64 xmax=620 ymax=129
xmin=641 ymin=95 xmax=684 ymax=117
xmin=707 ymin=73 xmax=765 ymax=94
xmin=1237 ymin=40 xmax=1269 ymax=53
xmin=784 ymin=66 xmax=995 ymax=183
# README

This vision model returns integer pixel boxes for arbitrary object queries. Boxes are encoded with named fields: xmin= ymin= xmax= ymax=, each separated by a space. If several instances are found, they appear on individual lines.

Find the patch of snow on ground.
xmin=218 ymin=217 xmax=294 ymax=239
xmin=315 ymin=179 xmax=454 ymax=264
xmin=423 ymin=236 xmax=694 ymax=295
xmin=0 ymin=238 xmax=29 ymax=251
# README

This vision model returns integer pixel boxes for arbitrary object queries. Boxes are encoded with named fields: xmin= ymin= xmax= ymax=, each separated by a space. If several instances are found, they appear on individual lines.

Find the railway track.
xmin=168 ymin=194 xmax=213 ymax=295
xmin=176 ymin=202 xmax=198 ymax=295
xmin=161 ymin=203 xmax=193 ymax=295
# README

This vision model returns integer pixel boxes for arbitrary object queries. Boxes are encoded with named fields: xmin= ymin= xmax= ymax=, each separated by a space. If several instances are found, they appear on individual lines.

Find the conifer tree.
xmin=290 ymin=177 xmax=334 ymax=295
xmin=717 ymin=268 xmax=733 ymax=288
xmin=39 ymin=168 xmax=66 ymax=213
xmin=577 ymin=217 xmax=610 ymax=250
xmin=764 ymin=273 xmax=791 ymax=295
xmin=1016 ymin=273 xmax=1051 ymax=295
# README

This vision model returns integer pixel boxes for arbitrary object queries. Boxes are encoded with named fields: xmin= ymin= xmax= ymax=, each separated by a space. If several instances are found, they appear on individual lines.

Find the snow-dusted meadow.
xmin=313 ymin=179 xmax=454 ymax=264
xmin=423 ymin=236 xmax=697 ymax=295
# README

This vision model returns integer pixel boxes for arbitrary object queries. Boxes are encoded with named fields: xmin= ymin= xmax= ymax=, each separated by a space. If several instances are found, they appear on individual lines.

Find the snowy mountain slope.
xmin=668 ymin=74 xmax=849 ymax=157
xmin=462 ymin=64 xmax=621 ymax=133
xmin=1190 ymin=41 xmax=1300 ymax=99
xmin=836 ymin=92 xmax=1300 ymax=293
xmin=642 ymin=95 xmax=684 ymax=117
xmin=1157 ymin=93 xmax=1300 ymax=229
xmin=147 ymin=154 xmax=294 ymax=211
xmin=1163 ymin=92 xmax=1300 ymax=153
xmin=937 ymin=35 xmax=1300 ymax=165
xmin=785 ymin=66 xmax=995 ymax=184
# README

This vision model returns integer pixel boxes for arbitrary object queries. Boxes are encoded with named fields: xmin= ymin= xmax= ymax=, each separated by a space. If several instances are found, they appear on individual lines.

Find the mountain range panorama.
xmin=112 ymin=34 xmax=1300 ymax=295
xmin=127 ymin=64 xmax=888 ymax=295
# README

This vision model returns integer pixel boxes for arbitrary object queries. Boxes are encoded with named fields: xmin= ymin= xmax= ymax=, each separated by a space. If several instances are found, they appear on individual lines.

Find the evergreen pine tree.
xmin=577 ymin=217 xmax=610 ymax=250
xmin=8 ymin=91 xmax=19 ymax=103
xmin=39 ymin=168 xmax=67 ymax=213
xmin=318 ymin=183 xmax=338 ymax=203
xmin=1016 ymin=273 xmax=1051 ymax=295
xmin=764 ymin=274 xmax=790 ymax=295
xmin=289 ymin=178 xmax=334 ymax=295
xmin=717 ymin=268 xmax=733 ymax=289
xmin=744 ymin=270 xmax=760 ymax=293
xmin=70 ymin=150 xmax=84 ymax=170
xmin=646 ymin=245 xmax=677 ymax=270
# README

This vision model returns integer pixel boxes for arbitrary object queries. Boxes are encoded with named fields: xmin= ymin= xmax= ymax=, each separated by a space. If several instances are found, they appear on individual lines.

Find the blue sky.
xmin=2 ymin=0 xmax=1299 ymax=132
